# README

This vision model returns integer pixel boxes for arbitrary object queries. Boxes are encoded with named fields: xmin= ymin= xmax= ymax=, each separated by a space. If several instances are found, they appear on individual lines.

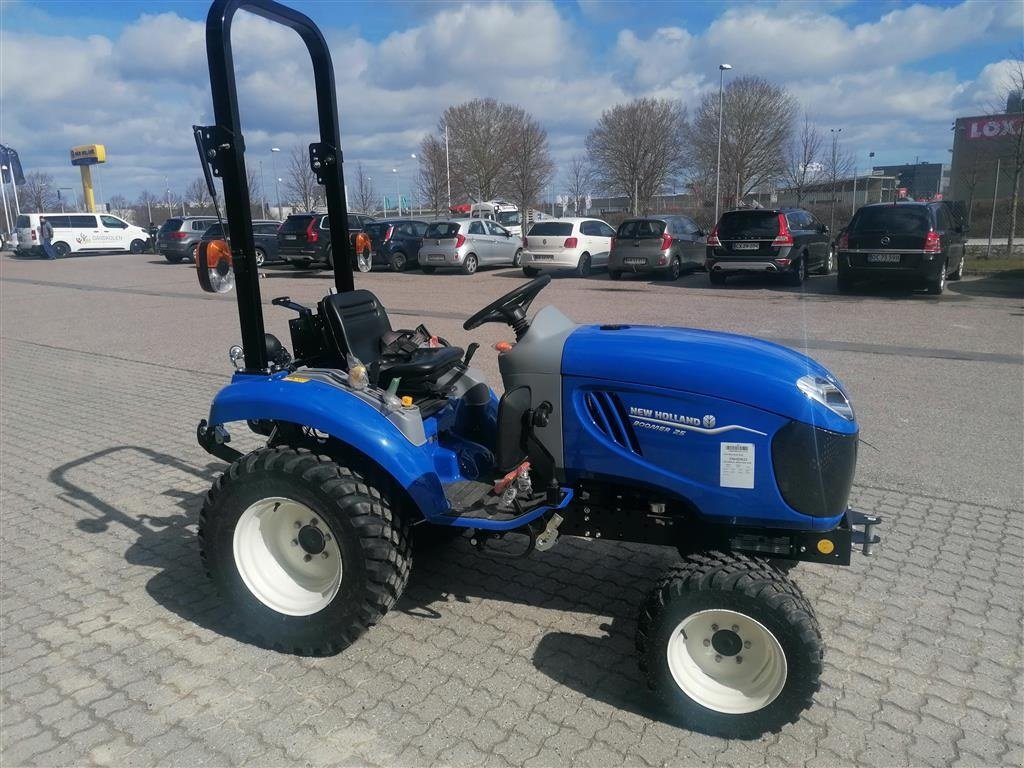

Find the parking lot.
xmin=1 ymin=250 xmax=1022 ymax=766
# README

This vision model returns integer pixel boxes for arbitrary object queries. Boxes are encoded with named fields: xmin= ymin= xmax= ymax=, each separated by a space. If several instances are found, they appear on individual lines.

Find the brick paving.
xmin=1 ymin=254 xmax=1022 ymax=766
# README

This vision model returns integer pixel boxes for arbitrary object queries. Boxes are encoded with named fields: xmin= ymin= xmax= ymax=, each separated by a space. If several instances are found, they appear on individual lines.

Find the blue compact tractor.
xmin=192 ymin=0 xmax=880 ymax=738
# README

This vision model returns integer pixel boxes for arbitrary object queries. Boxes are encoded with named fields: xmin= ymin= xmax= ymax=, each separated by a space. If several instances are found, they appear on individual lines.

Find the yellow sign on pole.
xmin=69 ymin=144 xmax=107 ymax=212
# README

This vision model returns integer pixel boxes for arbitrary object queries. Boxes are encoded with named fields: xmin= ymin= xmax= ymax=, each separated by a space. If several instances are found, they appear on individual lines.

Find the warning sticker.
xmin=720 ymin=442 xmax=755 ymax=489
xmin=283 ymin=375 xmax=310 ymax=383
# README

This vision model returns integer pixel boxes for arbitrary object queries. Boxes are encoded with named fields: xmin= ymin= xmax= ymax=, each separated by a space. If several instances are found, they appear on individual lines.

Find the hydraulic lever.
xmin=271 ymin=296 xmax=312 ymax=317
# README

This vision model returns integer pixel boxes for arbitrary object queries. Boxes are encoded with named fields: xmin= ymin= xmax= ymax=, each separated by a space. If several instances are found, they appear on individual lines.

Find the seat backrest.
xmin=320 ymin=290 xmax=392 ymax=365
xmin=495 ymin=385 xmax=531 ymax=473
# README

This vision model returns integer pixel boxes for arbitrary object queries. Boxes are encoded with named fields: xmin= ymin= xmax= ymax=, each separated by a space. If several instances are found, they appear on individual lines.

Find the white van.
xmin=15 ymin=212 xmax=151 ymax=258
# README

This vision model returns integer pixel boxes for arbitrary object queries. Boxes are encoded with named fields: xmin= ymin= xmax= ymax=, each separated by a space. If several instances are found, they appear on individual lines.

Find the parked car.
xmin=608 ymin=216 xmax=706 ymax=281
xmin=16 ymin=212 xmax=151 ymax=258
xmin=521 ymin=218 xmax=616 ymax=277
xmin=705 ymin=207 xmax=831 ymax=286
xmin=277 ymin=211 xmax=375 ymax=271
xmin=836 ymin=201 xmax=967 ymax=295
xmin=157 ymin=216 xmax=218 ymax=263
xmin=199 ymin=220 xmax=283 ymax=266
xmin=363 ymin=219 xmax=429 ymax=271
xmin=417 ymin=218 xmax=523 ymax=274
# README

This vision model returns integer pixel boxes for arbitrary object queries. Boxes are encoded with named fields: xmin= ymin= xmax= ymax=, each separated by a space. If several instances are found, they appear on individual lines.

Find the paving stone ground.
xmin=1 ymin=255 xmax=1022 ymax=766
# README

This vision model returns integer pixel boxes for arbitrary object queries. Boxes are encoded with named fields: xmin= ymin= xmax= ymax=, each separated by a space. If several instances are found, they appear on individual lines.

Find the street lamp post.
xmin=829 ymin=128 xmax=842 ymax=233
xmin=164 ymin=177 xmax=172 ymax=219
xmin=258 ymin=160 xmax=267 ymax=219
xmin=714 ymin=63 xmax=732 ymax=225
xmin=270 ymin=147 xmax=281 ymax=216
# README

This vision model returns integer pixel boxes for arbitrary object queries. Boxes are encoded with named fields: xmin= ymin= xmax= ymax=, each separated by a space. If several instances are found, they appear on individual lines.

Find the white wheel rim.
xmin=233 ymin=496 xmax=342 ymax=616
xmin=666 ymin=609 xmax=787 ymax=714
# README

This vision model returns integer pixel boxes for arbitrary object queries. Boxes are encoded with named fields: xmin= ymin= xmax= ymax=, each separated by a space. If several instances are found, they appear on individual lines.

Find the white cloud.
xmin=0 ymin=0 xmax=1016 ymax=202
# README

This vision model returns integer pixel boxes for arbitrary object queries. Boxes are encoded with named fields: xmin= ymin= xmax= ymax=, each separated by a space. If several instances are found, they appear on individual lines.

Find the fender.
xmin=206 ymin=372 xmax=449 ymax=519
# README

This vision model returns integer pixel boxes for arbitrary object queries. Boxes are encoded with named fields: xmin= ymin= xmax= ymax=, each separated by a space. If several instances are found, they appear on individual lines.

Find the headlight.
xmin=796 ymin=375 xmax=854 ymax=421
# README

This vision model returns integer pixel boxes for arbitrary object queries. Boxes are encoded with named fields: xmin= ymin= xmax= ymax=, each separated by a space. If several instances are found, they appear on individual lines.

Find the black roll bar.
xmin=205 ymin=0 xmax=353 ymax=373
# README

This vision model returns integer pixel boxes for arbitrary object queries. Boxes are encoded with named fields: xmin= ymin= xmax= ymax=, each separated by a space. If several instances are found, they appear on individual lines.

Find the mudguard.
xmin=206 ymin=372 xmax=450 ymax=519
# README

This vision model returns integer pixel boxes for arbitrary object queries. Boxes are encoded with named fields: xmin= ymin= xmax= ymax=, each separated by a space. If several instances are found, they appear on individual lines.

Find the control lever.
xmin=532 ymin=401 xmax=553 ymax=428
xmin=463 ymin=342 xmax=480 ymax=367
xmin=271 ymin=296 xmax=312 ymax=317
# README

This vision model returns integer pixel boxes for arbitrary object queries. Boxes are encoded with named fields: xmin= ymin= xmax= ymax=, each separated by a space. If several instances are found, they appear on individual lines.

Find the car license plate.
xmin=732 ymin=242 xmax=758 ymax=250
xmin=533 ymin=254 xmax=553 ymax=260
xmin=284 ymin=234 xmax=297 ymax=240
xmin=427 ymin=254 xmax=445 ymax=262
xmin=867 ymin=253 xmax=900 ymax=263
xmin=624 ymin=256 xmax=646 ymax=265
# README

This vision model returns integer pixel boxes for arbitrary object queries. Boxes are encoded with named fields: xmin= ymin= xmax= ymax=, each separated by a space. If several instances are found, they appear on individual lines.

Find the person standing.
xmin=40 ymin=217 xmax=57 ymax=260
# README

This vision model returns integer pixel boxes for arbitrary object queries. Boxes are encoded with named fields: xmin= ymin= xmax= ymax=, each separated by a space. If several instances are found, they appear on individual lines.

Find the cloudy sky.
xmin=0 ymin=0 xmax=1020 ymax=207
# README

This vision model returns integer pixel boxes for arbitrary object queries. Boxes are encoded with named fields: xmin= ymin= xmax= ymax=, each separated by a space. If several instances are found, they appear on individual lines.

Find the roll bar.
xmin=202 ymin=0 xmax=352 ymax=373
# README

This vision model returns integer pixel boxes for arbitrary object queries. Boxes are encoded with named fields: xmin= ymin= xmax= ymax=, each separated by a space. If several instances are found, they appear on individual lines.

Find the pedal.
xmin=535 ymin=513 xmax=564 ymax=552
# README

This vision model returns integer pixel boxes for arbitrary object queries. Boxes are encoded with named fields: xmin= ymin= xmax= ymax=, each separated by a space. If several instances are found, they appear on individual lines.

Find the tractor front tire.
xmin=199 ymin=446 xmax=411 ymax=656
xmin=637 ymin=551 xmax=823 ymax=738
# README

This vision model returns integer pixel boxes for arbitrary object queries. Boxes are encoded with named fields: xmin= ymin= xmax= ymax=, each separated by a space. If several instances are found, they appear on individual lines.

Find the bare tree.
xmin=823 ymin=130 xmax=856 ymax=231
xmin=107 ymin=194 xmax=132 ymax=220
xmin=136 ymin=190 xmax=161 ymax=224
xmin=21 ymin=171 xmax=57 ymax=211
xmin=442 ymin=98 xmax=521 ymax=202
xmin=782 ymin=112 xmax=824 ymax=205
xmin=992 ymin=53 xmax=1024 ymax=255
xmin=284 ymin=145 xmax=322 ymax=212
xmin=688 ymin=77 xmax=796 ymax=206
xmin=184 ymin=177 xmax=212 ymax=212
xmin=348 ymin=162 xmax=377 ymax=215
xmin=564 ymin=154 xmax=593 ymax=215
xmin=586 ymin=97 xmax=689 ymax=215
xmin=506 ymin=115 xmax=553 ymax=221
xmin=415 ymin=139 xmax=448 ymax=215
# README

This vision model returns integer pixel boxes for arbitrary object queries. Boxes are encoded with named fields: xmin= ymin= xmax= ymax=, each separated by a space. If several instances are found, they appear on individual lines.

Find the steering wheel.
xmin=463 ymin=274 xmax=552 ymax=339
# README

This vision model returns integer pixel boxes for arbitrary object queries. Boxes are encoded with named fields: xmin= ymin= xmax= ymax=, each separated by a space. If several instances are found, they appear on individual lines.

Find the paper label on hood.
xmin=720 ymin=442 xmax=755 ymax=489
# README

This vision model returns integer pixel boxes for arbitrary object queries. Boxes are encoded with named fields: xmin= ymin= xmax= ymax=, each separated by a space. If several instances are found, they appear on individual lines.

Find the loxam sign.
xmin=966 ymin=116 xmax=1022 ymax=140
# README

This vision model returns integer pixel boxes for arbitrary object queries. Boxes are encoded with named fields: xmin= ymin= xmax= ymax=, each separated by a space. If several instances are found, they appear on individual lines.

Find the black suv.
xmin=706 ymin=207 xmax=831 ymax=286
xmin=836 ymin=202 xmax=967 ymax=295
xmin=363 ymin=219 xmax=429 ymax=271
xmin=200 ymin=220 xmax=282 ymax=266
xmin=277 ymin=212 xmax=375 ymax=271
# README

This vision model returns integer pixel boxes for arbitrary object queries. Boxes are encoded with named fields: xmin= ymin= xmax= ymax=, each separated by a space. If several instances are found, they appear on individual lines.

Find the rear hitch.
xmin=197 ymin=419 xmax=244 ymax=463
xmin=848 ymin=509 xmax=882 ymax=556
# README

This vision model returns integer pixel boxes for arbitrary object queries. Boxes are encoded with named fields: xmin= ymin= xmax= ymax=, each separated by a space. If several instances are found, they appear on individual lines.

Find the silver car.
xmin=417 ymin=219 xmax=523 ymax=275
xmin=521 ymin=217 xmax=616 ymax=277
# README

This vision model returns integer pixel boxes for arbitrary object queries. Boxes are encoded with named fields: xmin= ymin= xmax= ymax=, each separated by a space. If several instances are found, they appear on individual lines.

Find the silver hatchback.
xmin=417 ymin=219 xmax=523 ymax=274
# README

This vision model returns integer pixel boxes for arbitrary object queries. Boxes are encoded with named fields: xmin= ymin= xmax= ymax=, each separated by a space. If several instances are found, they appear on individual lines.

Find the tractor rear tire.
xmin=199 ymin=446 xmax=411 ymax=656
xmin=637 ymin=551 xmax=822 ymax=738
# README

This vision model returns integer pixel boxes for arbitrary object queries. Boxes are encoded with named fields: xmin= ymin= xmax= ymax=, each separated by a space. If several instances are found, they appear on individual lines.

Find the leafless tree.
xmin=782 ymin=113 xmax=824 ymax=205
xmin=416 ymin=138 xmax=448 ymax=215
xmin=21 ymin=171 xmax=58 ymax=211
xmin=506 ymin=115 xmax=554 ymax=220
xmin=688 ymin=77 xmax=796 ymax=206
xmin=823 ymin=130 xmax=856 ymax=231
xmin=285 ymin=145 xmax=322 ymax=212
xmin=135 ymin=190 xmax=161 ymax=224
xmin=107 ymin=194 xmax=132 ymax=220
xmin=992 ymin=52 xmax=1024 ymax=255
xmin=564 ymin=154 xmax=593 ymax=215
xmin=348 ymin=162 xmax=377 ymax=215
xmin=586 ymin=98 xmax=689 ymax=215
xmin=184 ymin=177 xmax=212 ymax=212
xmin=442 ymin=98 xmax=522 ymax=202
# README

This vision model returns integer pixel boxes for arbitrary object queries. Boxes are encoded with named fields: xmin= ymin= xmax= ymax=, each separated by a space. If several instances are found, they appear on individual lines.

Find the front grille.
xmin=584 ymin=391 xmax=641 ymax=454
xmin=772 ymin=421 xmax=857 ymax=518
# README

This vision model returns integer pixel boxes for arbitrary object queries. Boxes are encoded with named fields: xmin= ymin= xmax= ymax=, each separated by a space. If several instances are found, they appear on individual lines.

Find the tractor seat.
xmin=319 ymin=290 xmax=463 ymax=392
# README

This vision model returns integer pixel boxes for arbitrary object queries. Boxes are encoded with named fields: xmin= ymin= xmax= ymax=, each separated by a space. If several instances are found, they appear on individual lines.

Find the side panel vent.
xmin=584 ymin=391 xmax=641 ymax=455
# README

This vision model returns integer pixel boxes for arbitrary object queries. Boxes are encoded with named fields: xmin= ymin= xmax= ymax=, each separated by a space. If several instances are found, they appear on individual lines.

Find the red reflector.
xmin=455 ymin=233 xmax=466 ymax=249
xmin=775 ymin=258 xmax=791 ymax=267
xmin=169 ymin=231 xmax=188 ymax=240
xmin=707 ymin=226 xmax=721 ymax=247
xmin=564 ymin=237 xmax=578 ymax=248
xmin=772 ymin=213 xmax=794 ymax=246
xmin=923 ymin=231 xmax=941 ymax=253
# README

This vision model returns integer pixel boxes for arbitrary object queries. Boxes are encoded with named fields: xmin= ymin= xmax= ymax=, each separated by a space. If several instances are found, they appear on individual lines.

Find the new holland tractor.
xmin=192 ymin=0 xmax=880 ymax=738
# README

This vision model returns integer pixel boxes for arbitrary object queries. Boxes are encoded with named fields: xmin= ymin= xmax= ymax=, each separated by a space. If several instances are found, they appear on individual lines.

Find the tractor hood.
xmin=562 ymin=324 xmax=855 ymax=432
